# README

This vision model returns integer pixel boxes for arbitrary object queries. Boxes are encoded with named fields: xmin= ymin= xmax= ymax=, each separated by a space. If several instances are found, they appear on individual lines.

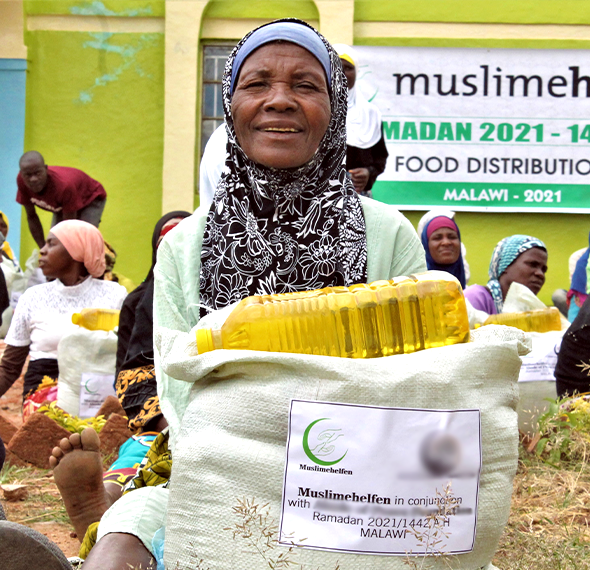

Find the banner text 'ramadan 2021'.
xmin=356 ymin=47 xmax=590 ymax=212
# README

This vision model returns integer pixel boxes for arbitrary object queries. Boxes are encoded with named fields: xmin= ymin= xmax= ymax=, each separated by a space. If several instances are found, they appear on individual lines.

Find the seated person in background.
xmin=420 ymin=214 xmax=466 ymax=288
xmin=464 ymin=235 xmax=547 ymax=315
xmin=0 ymin=265 xmax=8 ymax=327
xmin=555 ymin=295 xmax=590 ymax=397
xmin=115 ymin=210 xmax=191 ymax=432
xmin=552 ymin=245 xmax=586 ymax=318
xmin=199 ymin=124 xmax=227 ymax=211
xmin=566 ymin=234 xmax=590 ymax=322
xmin=0 ymin=220 xmax=127 ymax=415
xmin=17 ymin=151 xmax=107 ymax=249
xmin=418 ymin=209 xmax=470 ymax=284
xmin=333 ymin=44 xmax=388 ymax=197
xmin=0 ymin=210 xmax=21 ymax=271
xmin=47 ymin=211 xmax=190 ymax=555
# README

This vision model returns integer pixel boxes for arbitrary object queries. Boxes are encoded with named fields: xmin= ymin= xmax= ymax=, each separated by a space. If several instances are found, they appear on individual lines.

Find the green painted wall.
xmin=20 ymin=26 xmax=165 ymax=285
xmin=25 ymin=0 xmax=164 ymax=17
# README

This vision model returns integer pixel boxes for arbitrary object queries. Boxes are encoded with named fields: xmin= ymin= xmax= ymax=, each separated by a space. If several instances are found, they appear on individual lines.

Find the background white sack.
xmin=56 ymin=327 xmax=118 ymax=417
xmin=517 ymin=330 xmax=564 ymax=435
xmin=0 ymin=256 xmax=26 ymax=338
xmin=22 ymin=248 xmax=46 ymax=290
xmin=162 ymin=325 xmax=529 ymax=570
xmin=503 ymin=282 xmax=569 ymax=330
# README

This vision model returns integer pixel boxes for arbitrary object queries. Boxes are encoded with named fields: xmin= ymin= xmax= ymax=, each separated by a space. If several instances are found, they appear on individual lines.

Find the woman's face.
xmin=340 ymin=58 xmax=356 ymax=89
xmin=428 ymin=228 xmax=460 ymax=265
xmin=231 ymin=42 xmax=331 ymax=169
xmin=499 ymin=247 xmax=548 ymax=296
xmin=39 ymin=233 xmax=75 ymax=278
xmin=0 ymin=217 xmax=7 ymax=238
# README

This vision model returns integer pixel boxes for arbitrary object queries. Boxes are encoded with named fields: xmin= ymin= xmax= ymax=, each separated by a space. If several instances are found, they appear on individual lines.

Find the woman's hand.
xmin=349 ymin=168 xmax=370 ymax=193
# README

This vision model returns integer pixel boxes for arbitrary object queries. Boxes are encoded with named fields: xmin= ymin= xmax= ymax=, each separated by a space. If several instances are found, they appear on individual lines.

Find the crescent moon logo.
xmin=302 ymin=418 xmax=348 ymax=466
xmin=85 ymin=379 xmax=99 ymax=395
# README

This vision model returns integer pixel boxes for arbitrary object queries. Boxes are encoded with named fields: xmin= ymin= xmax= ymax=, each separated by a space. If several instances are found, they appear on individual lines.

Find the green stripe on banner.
xmin=372 ymin=181 xmax=590 ymax=212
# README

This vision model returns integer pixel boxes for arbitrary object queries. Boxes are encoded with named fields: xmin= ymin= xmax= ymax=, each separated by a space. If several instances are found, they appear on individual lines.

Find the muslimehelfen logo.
xmin=302 ymin=418 xmax=348 ymax=466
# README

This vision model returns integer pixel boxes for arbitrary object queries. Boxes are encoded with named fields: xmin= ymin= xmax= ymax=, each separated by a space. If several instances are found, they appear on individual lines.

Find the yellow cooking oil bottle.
xmin=482 ymin=307 xmax=562 ymax=333
xmin=72 ymin=308 xmax=120 ymax=331
xmin=195 ymin=270 xmax=470 ymax=358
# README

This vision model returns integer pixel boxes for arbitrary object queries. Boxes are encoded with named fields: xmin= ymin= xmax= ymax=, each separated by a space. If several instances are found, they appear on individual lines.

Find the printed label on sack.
xmin=518 ymin=331 xmax=563 ymax=382
xmin=279 ymin=400 xmax=481 ymax=556
xmin=79 ymin=373 xmax=116 ymax=418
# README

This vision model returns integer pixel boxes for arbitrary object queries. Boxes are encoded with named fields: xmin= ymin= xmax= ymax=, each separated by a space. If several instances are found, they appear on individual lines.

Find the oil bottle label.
xmin=279 ymin=400 xmax=481 ymax=556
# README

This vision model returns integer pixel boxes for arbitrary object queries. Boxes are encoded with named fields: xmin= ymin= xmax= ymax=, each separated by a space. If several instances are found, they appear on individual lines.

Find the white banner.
xmin=280 ymin=400 xmax=481 ymax=556
xmin=355 ymin=46 xmax=590 ymax=212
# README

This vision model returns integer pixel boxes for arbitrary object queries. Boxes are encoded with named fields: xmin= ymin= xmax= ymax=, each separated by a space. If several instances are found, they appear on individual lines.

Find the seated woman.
xmin=0 ymin=220 xmax=127 ymax=414
xmin=418 ymin=209 xmax=470 ymax=284
xmin=420 ymin=214 xmax=466 ymax=288
xmin=566 ymin=234 xmax=590 ymax=322
xmin=464 ymin=234 xmax=547 ymax=315
xmin=555 ymin=295 xmax=590 ymax=397
xmin=0 ymin=210 xmax=25 ymax=337
xmin=116 ymin=210 xmax=191 ymax=433
xmin=46 ymin=213 xmax=189 ymax=556
xmin=79 ymin=19 xmax=426 ymax=570
xmin=333 ymin=43 xmax=388 ymax=197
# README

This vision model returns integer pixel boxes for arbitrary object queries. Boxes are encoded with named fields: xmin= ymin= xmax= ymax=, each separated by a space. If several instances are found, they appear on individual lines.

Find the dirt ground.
xmin=0 ymin=341 xmax=80 ymax=558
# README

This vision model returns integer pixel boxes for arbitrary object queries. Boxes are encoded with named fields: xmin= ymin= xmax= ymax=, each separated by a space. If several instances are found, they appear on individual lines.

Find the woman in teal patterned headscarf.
xmin=465 ymin=234 xmax=547 ymax=314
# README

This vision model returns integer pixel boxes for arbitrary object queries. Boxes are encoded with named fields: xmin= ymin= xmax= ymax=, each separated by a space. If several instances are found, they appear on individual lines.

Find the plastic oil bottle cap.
xmin=196 ymin=328 xmax=214 ymax=354
xmin=72 ymin=313 xmax=81 ymax=325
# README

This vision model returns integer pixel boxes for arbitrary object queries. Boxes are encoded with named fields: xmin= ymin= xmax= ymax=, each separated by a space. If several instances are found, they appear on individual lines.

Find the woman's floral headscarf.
xmin=486 ymin=234 xmax=546 ymax=313
xmin=198 ymin=19 xmax=368 ymax=315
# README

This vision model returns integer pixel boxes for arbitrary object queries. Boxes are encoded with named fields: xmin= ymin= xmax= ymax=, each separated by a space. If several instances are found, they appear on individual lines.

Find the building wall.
xmin=2 ymin=0 xmax=588 ymax=300
xmin=0 ymin=0 xmax=28 ymax=259
xmin=18 ymin=0 xmax=165 ymax=284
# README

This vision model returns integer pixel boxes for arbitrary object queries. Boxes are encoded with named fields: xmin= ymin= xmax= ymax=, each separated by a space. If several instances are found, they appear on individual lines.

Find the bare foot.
xmin=50 ymin=428 xmax=113 ymax=541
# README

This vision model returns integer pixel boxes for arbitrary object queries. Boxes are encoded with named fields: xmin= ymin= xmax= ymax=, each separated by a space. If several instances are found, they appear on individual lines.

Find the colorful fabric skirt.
xmin=115 ymin=365 xmax=161 ymax=433
xmin=22 ymin=375 xmax=58 ymax=421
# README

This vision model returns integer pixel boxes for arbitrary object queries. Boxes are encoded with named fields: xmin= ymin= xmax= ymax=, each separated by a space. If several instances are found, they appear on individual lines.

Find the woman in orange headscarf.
xmin=0 ymin=220 xmax=127 ymax=414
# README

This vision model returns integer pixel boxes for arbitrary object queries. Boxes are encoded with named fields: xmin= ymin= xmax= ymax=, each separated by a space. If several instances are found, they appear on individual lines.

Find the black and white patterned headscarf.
xmin=199 ymin=19 xmax=368 ymax=314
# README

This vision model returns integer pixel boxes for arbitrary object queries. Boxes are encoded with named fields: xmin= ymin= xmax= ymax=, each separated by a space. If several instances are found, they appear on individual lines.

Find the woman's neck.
xmin=58 ymin=264 xmax=90 ymax=287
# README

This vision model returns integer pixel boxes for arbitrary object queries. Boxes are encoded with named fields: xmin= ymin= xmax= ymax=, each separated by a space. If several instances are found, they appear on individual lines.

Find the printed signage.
xmin=354 ymin=46 xmax=590 ymax=212
xmin=280 ymin=400 xmax=481 ymax=556
xmin=79 ymin=373 xmax=116 ymax=418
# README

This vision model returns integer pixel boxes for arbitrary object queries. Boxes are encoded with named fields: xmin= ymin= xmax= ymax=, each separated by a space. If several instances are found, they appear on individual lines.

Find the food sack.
xmin=162 ymin=325 xmax=529 ymax=570
xmin=517 ymin=330 xmax=563 ymax=435
xmin=56 ymin=327 xmax=117 ymax=417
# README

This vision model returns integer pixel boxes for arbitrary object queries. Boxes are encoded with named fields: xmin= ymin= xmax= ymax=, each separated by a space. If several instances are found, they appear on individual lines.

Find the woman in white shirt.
xmin=0 ymin=220 xmax=127 ymax=413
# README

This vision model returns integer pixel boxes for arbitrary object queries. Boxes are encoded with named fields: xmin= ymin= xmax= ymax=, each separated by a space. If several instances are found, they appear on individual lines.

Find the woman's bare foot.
xmin=50 ymin=428 xmax=114 ymax=541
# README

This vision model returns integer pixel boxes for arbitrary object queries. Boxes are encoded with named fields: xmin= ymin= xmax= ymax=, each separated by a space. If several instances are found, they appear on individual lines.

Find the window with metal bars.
xmin=201 ymin=44 xmax=234 ymax=155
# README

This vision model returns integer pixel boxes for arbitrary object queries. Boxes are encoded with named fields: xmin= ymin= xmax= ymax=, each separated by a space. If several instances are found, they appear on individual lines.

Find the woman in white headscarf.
xmin=334 ymin=44 xmax=388 ymax=197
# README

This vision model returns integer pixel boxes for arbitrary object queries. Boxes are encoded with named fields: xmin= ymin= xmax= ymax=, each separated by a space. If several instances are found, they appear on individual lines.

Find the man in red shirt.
xmin=17 ymin=151 xmax=107 ymax=248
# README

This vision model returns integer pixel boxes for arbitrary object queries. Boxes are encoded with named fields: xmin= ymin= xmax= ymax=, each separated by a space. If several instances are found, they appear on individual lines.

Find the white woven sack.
xmin=162 ymin=325 xmax=529 ymax=570
xmin=56 ymin=327 xmax=117 ymax=416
